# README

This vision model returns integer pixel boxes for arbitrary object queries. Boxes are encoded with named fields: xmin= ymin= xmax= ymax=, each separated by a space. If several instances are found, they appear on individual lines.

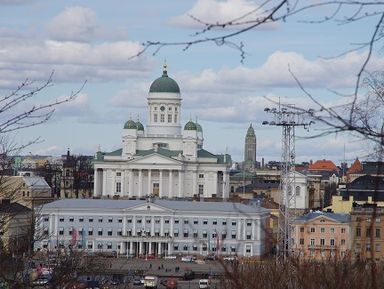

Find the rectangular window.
xmin=310 ymin=239 xmax=315 ymax=246
xmin=213 ymin=220 xmax=217 ymax=225
xmin=43 ymin=216 xmax=49 ymax=222
xmin=137 ymin=219 xmax=142 ymax=224
xmin=202 ymin=232 xmax=207 ymax=238
xmin=108 ymin=218 xmax=113 ymax=223
xmin=108 ymin=230 xmax=113 ymax=236
xmin=300 ymin=238 xmax=304 ymax=245
xmin=330 ymin=228 xmax=335 ymax=234
xmin=174 ymin=245 xmax=179 ymax=251
xmin=154 ymin=114 xmax=158 ymax=122
xmin=165 ymin=219 xmax=170 ymax=224
xmin=89 ymin=217 xmax=93 ymax=223
xmin=330 ymin=239 xmax=335 ymax=246
xmin=193 ymin=232 xmax=198 ymax=238
xmin=300 ymin=227 xmax=304 ymax=233
xmin=174 ymin=219 xmax=179 ymax=224
xmin=116 ymin=172 xmax=121 ymax=177
xmin=79 ymin=217 xmax=84 ymax=222
xmin=59 ymin=217 xmax=64 ymax=222
xmin=194 ymin=219 xmax=198 ymax=225
xmin=98 ymin=229 xmax=103 ymax=236
xmin=98 ymin=217 xmax=103 ymax=223
xmin=119 ymin=218 xmax=123 ymax=223
xmin=366 ymin=228 xmax=371 ymax=238
xmin=320 ymin=227 xmax=325 ymax=233
xmin=356 ymin=227 xmax=361 ymax=237
xmin=232 ymin=221 xmax=236 ymax=226
xmin=59 ymin=228 xmax=64 ymax=235
xmin=320 ymin=239 xmax=325 ymax=246
xmin=69 ymin=217 xmax=74 ymax=222
xmin=341 ymin=228 xmax=346 ymax=234
xmin=203 ymin=220 xmax=208 ymax=225
xmin=376 ymin=243 xmax=381 ymax=252
xmin=116 ymin=182 xmax=121 ymax=193
xmin=198 ymin=184 xmax=204 ymax=195
xmin=310 ymin=227 xmax=315 ymax=233
xmin=174 ymin=114 xmax=177 ymax=123
xmin=184 ymin=219 xmax=189 ymax=224
xmin=376 ymin=228 xmax=381 ymax=238
xmin=246 ymin=221 xmax=252 ymax=227
xmin=160 ymin=114 xmax=165 ymax=122
xmin=199 ymin=174 xmax=204 ymax=178
xmin=222 ymin=220 xmax=227 ymax=225
xmin=341 ymin=239 xmax=346 ymax=246
xmin=168 ymin=114 xmax=172 ymax=123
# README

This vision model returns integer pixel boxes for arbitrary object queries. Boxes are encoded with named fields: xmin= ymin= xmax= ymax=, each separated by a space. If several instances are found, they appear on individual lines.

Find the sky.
xmin=0 ymin=0 xmax=382 ymax=165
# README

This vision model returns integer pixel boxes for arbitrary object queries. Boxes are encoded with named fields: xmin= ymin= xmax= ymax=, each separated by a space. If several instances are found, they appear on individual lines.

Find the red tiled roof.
xmin=308 ymin=159 xmax=339 ymax=172
xmin=347 ymin=158 xmax=362 ymax=175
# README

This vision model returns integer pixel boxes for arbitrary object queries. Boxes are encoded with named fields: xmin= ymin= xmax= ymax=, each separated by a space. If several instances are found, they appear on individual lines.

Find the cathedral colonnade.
xmin=93 ymin=168 xmax=229 ymax=199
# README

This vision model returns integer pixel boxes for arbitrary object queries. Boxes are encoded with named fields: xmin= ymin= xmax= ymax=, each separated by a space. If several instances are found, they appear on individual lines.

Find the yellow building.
xmin=325 ymin=195 xmax=384 ymax=214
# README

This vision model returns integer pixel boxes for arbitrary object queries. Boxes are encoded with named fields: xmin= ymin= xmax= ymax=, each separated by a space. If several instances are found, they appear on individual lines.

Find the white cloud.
xmin=48 ymin=6 xmax=98 ymax=42
xmin=169 ymin=0 xmax=277 ymax=30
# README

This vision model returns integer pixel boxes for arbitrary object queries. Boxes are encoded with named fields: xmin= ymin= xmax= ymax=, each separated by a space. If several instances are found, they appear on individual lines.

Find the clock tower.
xmin=146 ymin=64 xmax=182 ymax=137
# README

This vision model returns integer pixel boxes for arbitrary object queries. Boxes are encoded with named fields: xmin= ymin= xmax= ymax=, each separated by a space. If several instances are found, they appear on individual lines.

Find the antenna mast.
xmin=263 ymin=104 xmax=312 ymax=259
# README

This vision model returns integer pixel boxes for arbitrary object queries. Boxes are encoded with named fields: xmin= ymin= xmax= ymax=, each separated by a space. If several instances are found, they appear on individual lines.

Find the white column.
xmin=139 ymin=242 xmax=143 ymax=255
xmin=133 ymin=216 xmax=136 ymax=235
xmin=129 ymin=241 xmax=133 ymax=254
xmin=121 ymin=170 xmax=125 ymax=197
xmin=102 ymin=170 xmax=107 ymax=196
xmin=148 ymin=169 xmax=152 ymax=195
xmin=129 ymin=170 xmax=134 ymax=197
xmin=158 ymin=242 xmax=162 ymax=255
xmin=192 ymin=171 xmax=197 ymax=196
xmin=149 ymin=242 xmax=152 ymax=255
xmin=111 ymin=169 xmax=116 ymax=195
xmin=123 ymin=216 xmax=127 ymax=236
xmin=159 ymin=170 xmax=163 ymax=197
xmin=168 ymin=242 xmax=172 ymax=255
xmin=237 ymin=219 xmax=242 ymax=241
xmin=93 ymin=169 xmax=98 ymax=196
xmin=168 ymin=170 xmax=173 ymax=198
xmin=212 ymin=172 xmax=218 ymax=198
xmin=138 ymin=170 xmax=143 ymax=197
xmin=160 ymin=217 xmax=164 ymax=236
xmin=223 ymin=171 xmax=229 ymax=199
xmin=178 ymin=171 xmax=183 ymax=198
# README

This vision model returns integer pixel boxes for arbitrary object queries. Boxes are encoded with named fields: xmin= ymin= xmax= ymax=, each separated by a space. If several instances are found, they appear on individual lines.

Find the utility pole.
xmin=263 ymin=104 xmax=313 ymax=259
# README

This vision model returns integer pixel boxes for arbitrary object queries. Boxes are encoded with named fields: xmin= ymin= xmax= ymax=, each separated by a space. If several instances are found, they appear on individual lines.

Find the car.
xmin=223 ymin=256 xmax=236 ymax=262
xmin=31 ymin=278 xmax=50 ymax=287
xmin=163 ymin=255 xmax=177 ymax=260
xmin=133 ymin=278 xmax=142 ymax=286
xmin=195 ymin=259 xmax=205 ymax=264
xmin=181 ymin=256 xmax=195 ymax=262
xmin=204 ymin=255 xmax=217 ymax=261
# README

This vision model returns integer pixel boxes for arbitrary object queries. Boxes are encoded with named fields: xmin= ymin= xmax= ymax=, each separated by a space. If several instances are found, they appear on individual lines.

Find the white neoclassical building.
xmin=93 ymin=66 xmax=231 ymax=199
xmin=34 ymin=198 xmax=270 ymax=258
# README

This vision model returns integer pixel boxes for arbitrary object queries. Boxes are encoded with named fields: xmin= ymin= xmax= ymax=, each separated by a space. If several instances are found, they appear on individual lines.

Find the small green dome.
xmin=196 ymin=122 xmax=203 ymax=133
xmin=149 ymin=67 xmax=180 ymax=93
xmin=246 ymin=124 xmax=255 ymax=136
xmin=124 ymin=120 xmax=137 ymax=129
xmin=136 ymin=121 xmax=144 ymax=131
xmin=184 ymin=120 xmax=197 ymax=131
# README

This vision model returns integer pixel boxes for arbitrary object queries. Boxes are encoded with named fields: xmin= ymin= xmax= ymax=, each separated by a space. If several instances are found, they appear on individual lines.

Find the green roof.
xmin=104 ymin=148 xmax=123 ymax=156
xmin=136 ymin=121 xmax=144 ymax=131
xmin=197 ymin=149 xmax=217 ymax=158
xmin=184 ymin=120 xmax=197 ymax=130
xmin=149 ymin=68 xmax=180 ymax=93
xmin=196 ymin=122 xmax=203 ymax=132
xmin=136 ymin=148 xmax=182 ymax=158
xmin=124 ymin=120 xmax=137 ymax=129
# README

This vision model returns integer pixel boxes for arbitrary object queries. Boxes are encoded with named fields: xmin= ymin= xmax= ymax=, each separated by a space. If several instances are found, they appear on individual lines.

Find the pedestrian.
xmin=161 ymin=263 xmax=164 ymax=269
xmin=149 ymin=263 xmax=152 ymax=269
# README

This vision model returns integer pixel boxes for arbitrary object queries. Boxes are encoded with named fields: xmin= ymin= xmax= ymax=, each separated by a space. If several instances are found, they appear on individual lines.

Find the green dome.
xmin=136 ymin=121 xmax=144 ymax=131
xmin=184 ymin=121 xmax=197 ymax=131
xmin=196 ymin=122 xmax=203 ymax=132
xmin=246 ymin=124 xmax=255 ymax=136
xmin=149 ymin=68 xmax=180 ymax=93
xmin=124 ymin=120 xmax=137 ymax=129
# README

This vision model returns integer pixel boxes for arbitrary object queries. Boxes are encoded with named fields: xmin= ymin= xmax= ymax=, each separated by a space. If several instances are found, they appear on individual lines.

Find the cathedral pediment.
xmin=130 ymin=153 xmax=182 ymax=165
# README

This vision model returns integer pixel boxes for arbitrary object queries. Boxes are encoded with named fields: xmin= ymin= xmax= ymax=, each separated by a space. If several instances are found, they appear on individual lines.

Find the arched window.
xmin=296 ymin=186 xmax=301 ymax=196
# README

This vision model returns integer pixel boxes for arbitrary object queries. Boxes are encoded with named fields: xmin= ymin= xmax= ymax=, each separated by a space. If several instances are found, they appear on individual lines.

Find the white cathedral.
xmin=93 ymin=65 xmax=231 ymax=199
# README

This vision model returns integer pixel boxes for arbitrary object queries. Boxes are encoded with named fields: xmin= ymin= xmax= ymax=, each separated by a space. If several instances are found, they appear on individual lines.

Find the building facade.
xmin=292 ymin=212 xmax=350 ymax=260
xmin=93 ymin=66 xmax=231 ymax=199
xmin=350 ymin=204 xmax=384 ymax=261
xmin=34 ymin=199 xmax=270 ymax=258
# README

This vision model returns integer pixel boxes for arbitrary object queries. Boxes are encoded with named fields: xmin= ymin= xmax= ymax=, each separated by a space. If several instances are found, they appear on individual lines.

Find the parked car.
xmin=165 ymin=278 xmax=178 ymax=289
xmin=204 ymin=255 xmax=217 ymax=261
xmin=223 ymin=256 xmax=237 ymax=262
xmin=199 ymin=279 xmax=210 ymax=289
xmin=163 ymin=255 xmax=177 ymax=260
xmin=181 ymin=256 xmax=195 ymax=262
xmin=31 ymin=278 xmax=50 ymax=287
xmin=133 ymin=279 xmax=142 ymax=286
